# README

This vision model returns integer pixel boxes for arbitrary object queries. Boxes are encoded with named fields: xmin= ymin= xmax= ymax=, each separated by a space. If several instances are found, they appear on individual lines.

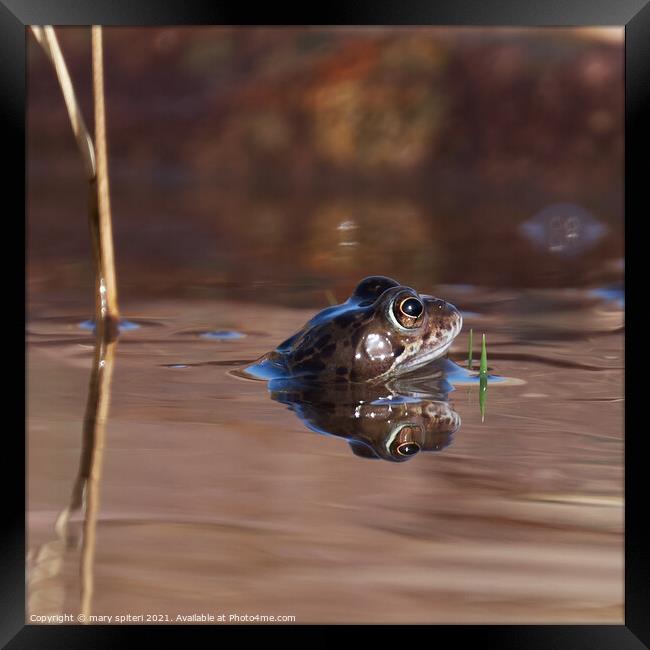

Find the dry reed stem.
xmin=29 ymin=26 xmax=121 ymax=620
xmin=91 ymin=26 xmax=120 ymax=328
xmin=31 ymin=25 xmax=120 ymax=330
xmin=30 ymin=26 xmax=96 ymax=180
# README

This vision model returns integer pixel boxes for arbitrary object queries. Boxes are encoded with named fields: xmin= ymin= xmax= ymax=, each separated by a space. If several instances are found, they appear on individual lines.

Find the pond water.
xmin=26 ymin=282 xmax=623 ymax=624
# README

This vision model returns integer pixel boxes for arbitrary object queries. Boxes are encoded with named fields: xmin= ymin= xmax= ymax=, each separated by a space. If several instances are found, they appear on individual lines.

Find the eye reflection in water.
xmin=267 ymin=372 xmax=460 ymax=462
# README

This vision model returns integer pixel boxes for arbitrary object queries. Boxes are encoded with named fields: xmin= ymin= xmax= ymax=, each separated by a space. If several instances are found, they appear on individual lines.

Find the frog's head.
xmin=275 ymin=276 xmax=462 ymax=383
xmin=345 ymin=276 xmax=463 ymax=382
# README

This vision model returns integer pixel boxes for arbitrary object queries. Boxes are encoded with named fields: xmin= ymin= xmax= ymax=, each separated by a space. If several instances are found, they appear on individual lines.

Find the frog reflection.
xmin=268 ymin=375 xmax=460 ymax=462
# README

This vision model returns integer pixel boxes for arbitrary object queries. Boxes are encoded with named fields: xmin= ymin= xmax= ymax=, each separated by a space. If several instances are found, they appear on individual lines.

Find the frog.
xmin=244 ymin=275 xmax=463 ymax=384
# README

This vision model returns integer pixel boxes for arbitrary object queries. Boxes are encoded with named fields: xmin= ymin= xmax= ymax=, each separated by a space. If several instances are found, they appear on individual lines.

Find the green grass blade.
xmin=479 ymin=333 xmax=487 ymax=376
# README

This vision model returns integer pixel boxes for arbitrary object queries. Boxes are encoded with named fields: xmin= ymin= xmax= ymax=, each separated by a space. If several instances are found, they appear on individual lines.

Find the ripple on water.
xmin=417 ymin=359 xmax=523 ymax=388
xmin=591 ymin=285 xmax=624 ymax=309
xmin=199 ymin=330 xmax=246 ymax=341
xmin=79 ymin=318 xmax=142 ymax=332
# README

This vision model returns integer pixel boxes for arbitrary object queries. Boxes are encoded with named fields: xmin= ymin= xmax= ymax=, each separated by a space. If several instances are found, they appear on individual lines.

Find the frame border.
xmin=12 ymin=1 xmax=647 ymax=646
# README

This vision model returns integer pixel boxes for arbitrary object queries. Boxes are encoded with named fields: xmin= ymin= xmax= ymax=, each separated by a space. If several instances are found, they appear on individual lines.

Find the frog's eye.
xmin=400 ymin=297 xmax=423 ymax=318
xmin=392 ymin=295 xmax=424 ymax=328
xmin=389 ymin=425 xmax=423 ymax=460
xmin=395 ymin=441 xmax=421 ymax=457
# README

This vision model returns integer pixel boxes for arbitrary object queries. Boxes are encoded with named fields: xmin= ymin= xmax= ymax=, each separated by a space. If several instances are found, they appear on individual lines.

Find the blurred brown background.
xmin=27 ymin=27 xmax=623 ymax=308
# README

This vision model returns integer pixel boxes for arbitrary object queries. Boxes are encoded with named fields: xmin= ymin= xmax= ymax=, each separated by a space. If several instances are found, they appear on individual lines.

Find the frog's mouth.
xmin=389 ymin=306 xmax=463 ymax=377
xmin=391 ymin=339 xmax=454 ymax=376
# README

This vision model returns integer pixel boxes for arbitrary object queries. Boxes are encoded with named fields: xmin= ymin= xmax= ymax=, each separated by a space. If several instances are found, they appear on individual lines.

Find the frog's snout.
xmin=448 ymin=302 xmax=463 ymax=338
xmin=423 ymin=297 xmax=463 ymax=340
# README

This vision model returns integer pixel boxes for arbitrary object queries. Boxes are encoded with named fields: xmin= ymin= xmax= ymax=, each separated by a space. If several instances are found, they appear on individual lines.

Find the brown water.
xmin=26 ymin=285 xmax=623 ymax=624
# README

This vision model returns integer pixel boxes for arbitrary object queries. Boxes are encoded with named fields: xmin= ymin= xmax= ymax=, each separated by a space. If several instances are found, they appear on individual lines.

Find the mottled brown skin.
xmin=247 ymin=276 xmax=463 ymax=384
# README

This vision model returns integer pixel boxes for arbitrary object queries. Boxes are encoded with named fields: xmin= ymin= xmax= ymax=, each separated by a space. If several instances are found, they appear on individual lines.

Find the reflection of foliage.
xmin=240 ymin=111 xmax=292 ymax=152
xmin=303 ymin=199 xmax=440 ymax=283
xmin=28 ymin=27 xmax=623 ymax=298
xmin=305 ymin=35 xmax=447 ymax=169
xmin=438 ymin=32 xmax=622 ymax=184
xmin=181 ymin=35 xmax=232 ymax=73
xmin=310 ymin=80 xmax=443 ymax=169
xmin=28 ymin=27 xmax=622 ymax=190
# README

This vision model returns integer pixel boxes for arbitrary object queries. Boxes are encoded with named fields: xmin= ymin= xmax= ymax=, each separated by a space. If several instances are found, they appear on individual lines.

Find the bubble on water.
xmin=519 ymin=203 xmax=607 ymax=256
xmin=200 ymin=330 xmax=246 ymax=341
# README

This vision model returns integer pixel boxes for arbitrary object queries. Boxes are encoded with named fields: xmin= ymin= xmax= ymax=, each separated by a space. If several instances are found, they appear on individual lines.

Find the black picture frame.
xmin=10 ymin=1 xmax=647 ymax=646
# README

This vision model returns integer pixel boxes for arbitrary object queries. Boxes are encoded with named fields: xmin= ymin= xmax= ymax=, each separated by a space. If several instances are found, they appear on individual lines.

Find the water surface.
xmin=27 ymin=285 xmax=623 ymax=624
